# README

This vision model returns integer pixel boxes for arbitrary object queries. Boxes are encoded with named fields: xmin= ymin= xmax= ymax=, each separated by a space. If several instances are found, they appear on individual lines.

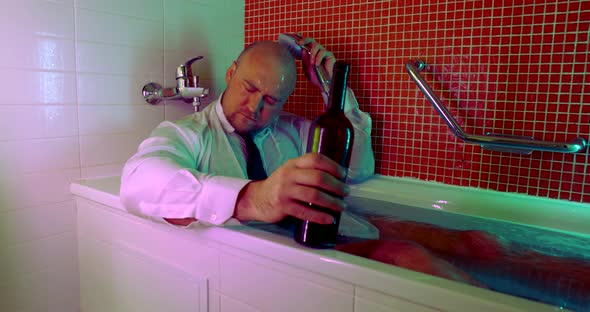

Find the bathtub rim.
xmin=70 ymin=174 xmax=590 ymax=236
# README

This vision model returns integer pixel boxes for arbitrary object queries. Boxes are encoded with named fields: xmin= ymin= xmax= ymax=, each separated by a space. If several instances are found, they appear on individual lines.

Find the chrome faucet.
xmin=142 ymin=56 xmax=210 ymax=110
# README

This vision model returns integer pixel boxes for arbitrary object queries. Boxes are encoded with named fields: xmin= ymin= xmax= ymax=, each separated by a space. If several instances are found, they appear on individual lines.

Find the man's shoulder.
xmin=155 ymin=104 xmax=218 ymax=134
xmin=271 ymin=111 xmax=311 ymax=136
xmin=278 ymin=110 xmax=305 ymax=122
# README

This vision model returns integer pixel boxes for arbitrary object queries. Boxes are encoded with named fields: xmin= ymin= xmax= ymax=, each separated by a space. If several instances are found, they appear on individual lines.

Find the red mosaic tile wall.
xmin=245 ymin=0 xmax=590 ymax=203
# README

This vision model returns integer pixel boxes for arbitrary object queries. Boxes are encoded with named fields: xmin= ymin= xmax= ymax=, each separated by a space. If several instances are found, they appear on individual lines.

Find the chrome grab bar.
xmin=405 ymin=59 xmax=588 ymax=154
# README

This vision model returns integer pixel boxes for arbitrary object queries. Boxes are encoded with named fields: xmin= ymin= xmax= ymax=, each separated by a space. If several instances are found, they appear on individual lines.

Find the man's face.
xmin=222 ymin=55 xmax=295 ymax=134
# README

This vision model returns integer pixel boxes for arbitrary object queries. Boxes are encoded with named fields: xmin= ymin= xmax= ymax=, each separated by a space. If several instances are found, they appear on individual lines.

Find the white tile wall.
xmin=0 ymin=37 xmax=77 ymax=71
xmin=0 ymin=0 xmax=244 ymax=310
xmin=1 ymin=69 xmax=77 ymax=105
xmin=0 ymin=106 xmax=79 ymax=140
xmin=0 ymin=1 xmax=75 ymax=38
xmin=77 ymin=72 xmax=157 ymax=106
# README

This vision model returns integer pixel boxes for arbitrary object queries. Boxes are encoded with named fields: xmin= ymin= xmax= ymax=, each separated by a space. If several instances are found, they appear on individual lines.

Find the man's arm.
xmin=120 ymin=120 xmax=250 ymax=226
xmin=121 ymin=120 xmax=349 ymax=227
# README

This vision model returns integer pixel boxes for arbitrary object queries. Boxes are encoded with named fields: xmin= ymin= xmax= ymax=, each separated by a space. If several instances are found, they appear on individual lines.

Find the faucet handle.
xmin=176 ymin=56 xmax=204 ymax=88
xmin=184 ymin=56 xmax=204 ymax=67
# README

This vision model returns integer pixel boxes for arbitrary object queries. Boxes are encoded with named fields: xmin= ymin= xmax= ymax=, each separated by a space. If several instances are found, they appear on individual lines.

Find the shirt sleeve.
xmin=119 ymin=121 xmax=250 ymax=225
xmin=343 ymin=88 xmax=375 ymax=183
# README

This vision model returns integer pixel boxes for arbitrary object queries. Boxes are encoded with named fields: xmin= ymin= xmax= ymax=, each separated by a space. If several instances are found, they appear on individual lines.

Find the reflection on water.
xmin=247 ymin=196 xmax=590 ymax=311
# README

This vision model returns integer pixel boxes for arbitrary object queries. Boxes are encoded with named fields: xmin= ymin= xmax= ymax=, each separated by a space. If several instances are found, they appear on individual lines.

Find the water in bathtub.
xmin=336 ymin=196 xmax=590 ymax=312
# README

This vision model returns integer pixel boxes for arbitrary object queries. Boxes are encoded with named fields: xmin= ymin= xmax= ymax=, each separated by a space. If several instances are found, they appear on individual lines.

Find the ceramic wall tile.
xmin=0 ymin=69 xmax=77 ymax=106
xmin=79 ymin=132 xmax=153 ymax=168
xmin=0 ymin=36 xmax=76 ymax=71
xmin=0 ymin=1 xmax=74 ymax=39
xmin=0 ymin=137 xmax=79 ymax=174
xmin=77 ymin=8 xmax=163 ymax=48
xmin=77 ymin=41 xmax=163 ymax=76
xmin=76 ymin=0 xmax=164 ymax=21
xmin=0 ymin=106 xmax=78 ymax=141
xmin=77 ymin=72 xmax=164 ymax=106
xmin=78 ymin=104 xmax=163 ymax=135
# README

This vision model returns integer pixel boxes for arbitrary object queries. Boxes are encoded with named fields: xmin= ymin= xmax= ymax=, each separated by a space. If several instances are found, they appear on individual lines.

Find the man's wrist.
xmin=233 ymin=181 xmax=257 ymax=221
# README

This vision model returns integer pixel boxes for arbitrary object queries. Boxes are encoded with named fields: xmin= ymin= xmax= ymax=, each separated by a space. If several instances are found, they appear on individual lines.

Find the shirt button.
xmin=211 ymin=214 xmax=217 ymax=221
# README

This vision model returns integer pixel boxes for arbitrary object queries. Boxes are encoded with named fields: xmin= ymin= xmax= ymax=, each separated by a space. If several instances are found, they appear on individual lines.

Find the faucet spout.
xmin=142 ymin=83 xmax=209 ymax=105
xmin=160 ymin=86 xmax=209 ymax=100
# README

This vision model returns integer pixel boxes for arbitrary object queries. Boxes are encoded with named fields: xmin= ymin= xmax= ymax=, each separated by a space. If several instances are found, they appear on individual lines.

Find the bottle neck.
xmin=327 ymin=61 xmax=349 ymax=113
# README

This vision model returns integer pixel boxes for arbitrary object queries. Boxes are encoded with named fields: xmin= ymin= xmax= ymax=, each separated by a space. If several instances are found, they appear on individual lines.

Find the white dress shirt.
xmin=120 ymin=89 xmax=374 ymax=225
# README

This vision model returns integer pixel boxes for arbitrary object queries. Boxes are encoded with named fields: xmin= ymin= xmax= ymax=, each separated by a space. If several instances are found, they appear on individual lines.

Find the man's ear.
xmin=225 ymin=61 xmax=238 ymax=85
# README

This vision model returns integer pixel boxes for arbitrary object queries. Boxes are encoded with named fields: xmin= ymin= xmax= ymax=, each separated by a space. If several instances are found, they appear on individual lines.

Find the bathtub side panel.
xmin=76 ymin=197 xmax=219 ymax=312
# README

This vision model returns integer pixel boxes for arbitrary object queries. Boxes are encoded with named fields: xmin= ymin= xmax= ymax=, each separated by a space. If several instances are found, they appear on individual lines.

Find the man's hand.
xmin=299 ymin=37 xmax=337 ymax=90
xmin=233 ymin=153 xmax=350 ymax=224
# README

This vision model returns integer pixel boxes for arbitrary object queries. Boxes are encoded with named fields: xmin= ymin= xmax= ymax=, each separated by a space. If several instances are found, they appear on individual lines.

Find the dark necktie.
xmin=241 ymin=133 xmax=267 ymax=180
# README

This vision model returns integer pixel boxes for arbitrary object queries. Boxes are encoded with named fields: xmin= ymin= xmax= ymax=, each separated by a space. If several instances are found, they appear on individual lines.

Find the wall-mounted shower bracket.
xmin=405 ymin=59 xmax=588 ymax=154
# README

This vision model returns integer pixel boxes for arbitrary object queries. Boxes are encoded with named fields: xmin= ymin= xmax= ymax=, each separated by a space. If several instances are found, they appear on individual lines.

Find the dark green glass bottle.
xmin=294 ymin=61 xmax=354 ymax=248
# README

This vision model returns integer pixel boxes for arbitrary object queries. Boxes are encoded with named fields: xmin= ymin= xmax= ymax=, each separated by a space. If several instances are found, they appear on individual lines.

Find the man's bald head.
xmin=235 ymin=40 xmax=297 ymax=93
xmin=221 ymin=40 xmax=298 ymax=134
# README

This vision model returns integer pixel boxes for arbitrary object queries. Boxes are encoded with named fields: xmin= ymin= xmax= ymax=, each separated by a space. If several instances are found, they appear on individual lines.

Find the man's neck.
xmin=215 ymin=93 xmax=237 ymax=134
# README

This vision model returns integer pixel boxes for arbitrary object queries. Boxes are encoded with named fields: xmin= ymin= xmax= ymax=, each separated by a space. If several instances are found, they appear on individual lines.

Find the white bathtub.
xmin=70 ymin=175 xmax=590 ymax=312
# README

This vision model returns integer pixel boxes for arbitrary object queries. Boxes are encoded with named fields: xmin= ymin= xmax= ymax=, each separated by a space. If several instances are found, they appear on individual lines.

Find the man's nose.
xmin=246 ymin=93 xmax=264 ymax=115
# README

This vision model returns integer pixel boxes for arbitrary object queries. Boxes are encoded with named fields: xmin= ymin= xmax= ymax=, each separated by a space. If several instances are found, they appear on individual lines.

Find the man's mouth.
xmin=240 ymin=112 xmax=258 ymax=122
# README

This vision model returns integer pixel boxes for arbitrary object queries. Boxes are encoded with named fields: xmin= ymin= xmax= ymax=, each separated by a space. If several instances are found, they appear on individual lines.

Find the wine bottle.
xmin=294 ymin=60 xmax=354 ymax=248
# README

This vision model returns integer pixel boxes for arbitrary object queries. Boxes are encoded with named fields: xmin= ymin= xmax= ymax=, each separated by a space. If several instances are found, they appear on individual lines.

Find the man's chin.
xmin=233 ymin=117 xmax=262 ymax=133
xmin=233 ymin=122 xmax=256 ymax=134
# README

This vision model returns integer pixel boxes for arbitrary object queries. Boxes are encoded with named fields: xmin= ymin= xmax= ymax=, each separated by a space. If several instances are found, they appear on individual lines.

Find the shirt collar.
xmin=216 ymin=93 xmax=236 ymax=134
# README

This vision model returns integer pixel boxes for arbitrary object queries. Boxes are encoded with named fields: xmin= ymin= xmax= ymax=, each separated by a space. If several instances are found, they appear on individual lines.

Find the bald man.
xmin=120 ymin=37 xmax=374 ymax=227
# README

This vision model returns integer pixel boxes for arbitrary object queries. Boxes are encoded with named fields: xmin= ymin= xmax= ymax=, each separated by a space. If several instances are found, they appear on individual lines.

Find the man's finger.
xmin=292 ymin=153 xmax=347 ymax=179
xmin=285 ymin=200 xmax=335 ymax=224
